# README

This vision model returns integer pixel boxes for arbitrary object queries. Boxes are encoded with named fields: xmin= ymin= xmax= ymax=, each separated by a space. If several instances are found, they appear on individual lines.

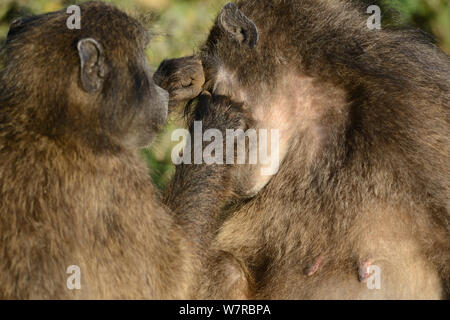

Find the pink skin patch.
xmin=307 ymin=256 xmax=324 ymax=276
xmin=358 ymin=259 xmax=374 ymax=283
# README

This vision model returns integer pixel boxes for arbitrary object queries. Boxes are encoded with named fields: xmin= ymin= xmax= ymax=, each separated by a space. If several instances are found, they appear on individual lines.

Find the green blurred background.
xmin=0 ymin=0 xmax=449 ymax=189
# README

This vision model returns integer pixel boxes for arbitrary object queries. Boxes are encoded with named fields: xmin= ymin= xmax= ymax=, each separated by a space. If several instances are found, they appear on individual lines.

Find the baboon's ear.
xmin=218 ymin=2 xmax=259 ymax=48
xmin=77 ymin=38 xmax=107 ymax=93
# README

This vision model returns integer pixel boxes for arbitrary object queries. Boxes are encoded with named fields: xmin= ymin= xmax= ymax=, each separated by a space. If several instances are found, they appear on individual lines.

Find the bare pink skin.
xmin=307 ymin=256 xmax=324 ymax=276
xmin=358 ymin=259 xmax=374 ymax=283
xmin=306 ymin=256 xmax=375 ymax=284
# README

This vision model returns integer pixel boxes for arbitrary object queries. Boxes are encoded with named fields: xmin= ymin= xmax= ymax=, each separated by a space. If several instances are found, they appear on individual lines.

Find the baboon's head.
xmin=195 ymin=2 xmax=354 ymax=188
xmin=0 ymin=1 xmax=168 ymax=150
xmin=197 ymin=2 xmax=308 ymax=136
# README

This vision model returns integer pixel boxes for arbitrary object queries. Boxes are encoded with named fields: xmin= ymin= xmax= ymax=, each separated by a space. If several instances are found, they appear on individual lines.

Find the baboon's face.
xmin=70 ymin=3 xmax=170 ymax=149
xmin=116 ymin=48 xmax=169 ymax=149
xmin=3 ymin=2 xmax=169 ymax=149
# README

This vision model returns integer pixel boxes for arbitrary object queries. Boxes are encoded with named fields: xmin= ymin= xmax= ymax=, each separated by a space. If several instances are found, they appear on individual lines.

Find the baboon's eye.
xmin=6 ymin=15 xmax=46 ymax=40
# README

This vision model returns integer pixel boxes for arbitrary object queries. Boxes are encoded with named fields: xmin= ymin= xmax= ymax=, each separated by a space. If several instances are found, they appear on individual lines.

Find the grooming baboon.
xmin=0 ymin=1 xmax=249 ymax=299
xmin=160 ymin=1 xmax=450 ymax=299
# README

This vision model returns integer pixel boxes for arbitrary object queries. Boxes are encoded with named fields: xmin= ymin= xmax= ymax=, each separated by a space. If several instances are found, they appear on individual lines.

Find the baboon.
xmin=0 ymin=1 xmax=249 ymax=299
xmin=159 ymin=1 xmax=450 ymax=299
xmin=160 ymin=91 xmax=256 ymax=298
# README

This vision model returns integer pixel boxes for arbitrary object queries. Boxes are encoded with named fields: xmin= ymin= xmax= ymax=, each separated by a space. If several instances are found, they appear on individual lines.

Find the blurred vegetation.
xmin=0 ymin=0 xmax=449 ymax=189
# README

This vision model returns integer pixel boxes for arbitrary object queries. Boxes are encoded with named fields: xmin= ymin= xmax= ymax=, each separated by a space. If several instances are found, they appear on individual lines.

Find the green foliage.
xmin=0 ymin=0 xmax=448 ymax=189
xmin=392 ymin=0 xmax=450 ymax=53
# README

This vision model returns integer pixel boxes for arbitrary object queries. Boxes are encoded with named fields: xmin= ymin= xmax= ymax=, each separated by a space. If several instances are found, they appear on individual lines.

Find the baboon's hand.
xmin=194 ymin=92 xmax=262 ymax=198
xmin=196 ymin=91 xmax=253 ymax=133
xmin=154 ymin=56 xmax=205 ymax=107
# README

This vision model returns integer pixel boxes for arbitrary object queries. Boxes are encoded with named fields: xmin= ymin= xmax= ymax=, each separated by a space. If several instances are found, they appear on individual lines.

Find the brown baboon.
xmin=0 ymin=1 xmax=249 ymax=299
xmin=161 ymin=92 xmax=256 ymax=298
xmin=160 ymin=1 xmax=450 ymax=299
